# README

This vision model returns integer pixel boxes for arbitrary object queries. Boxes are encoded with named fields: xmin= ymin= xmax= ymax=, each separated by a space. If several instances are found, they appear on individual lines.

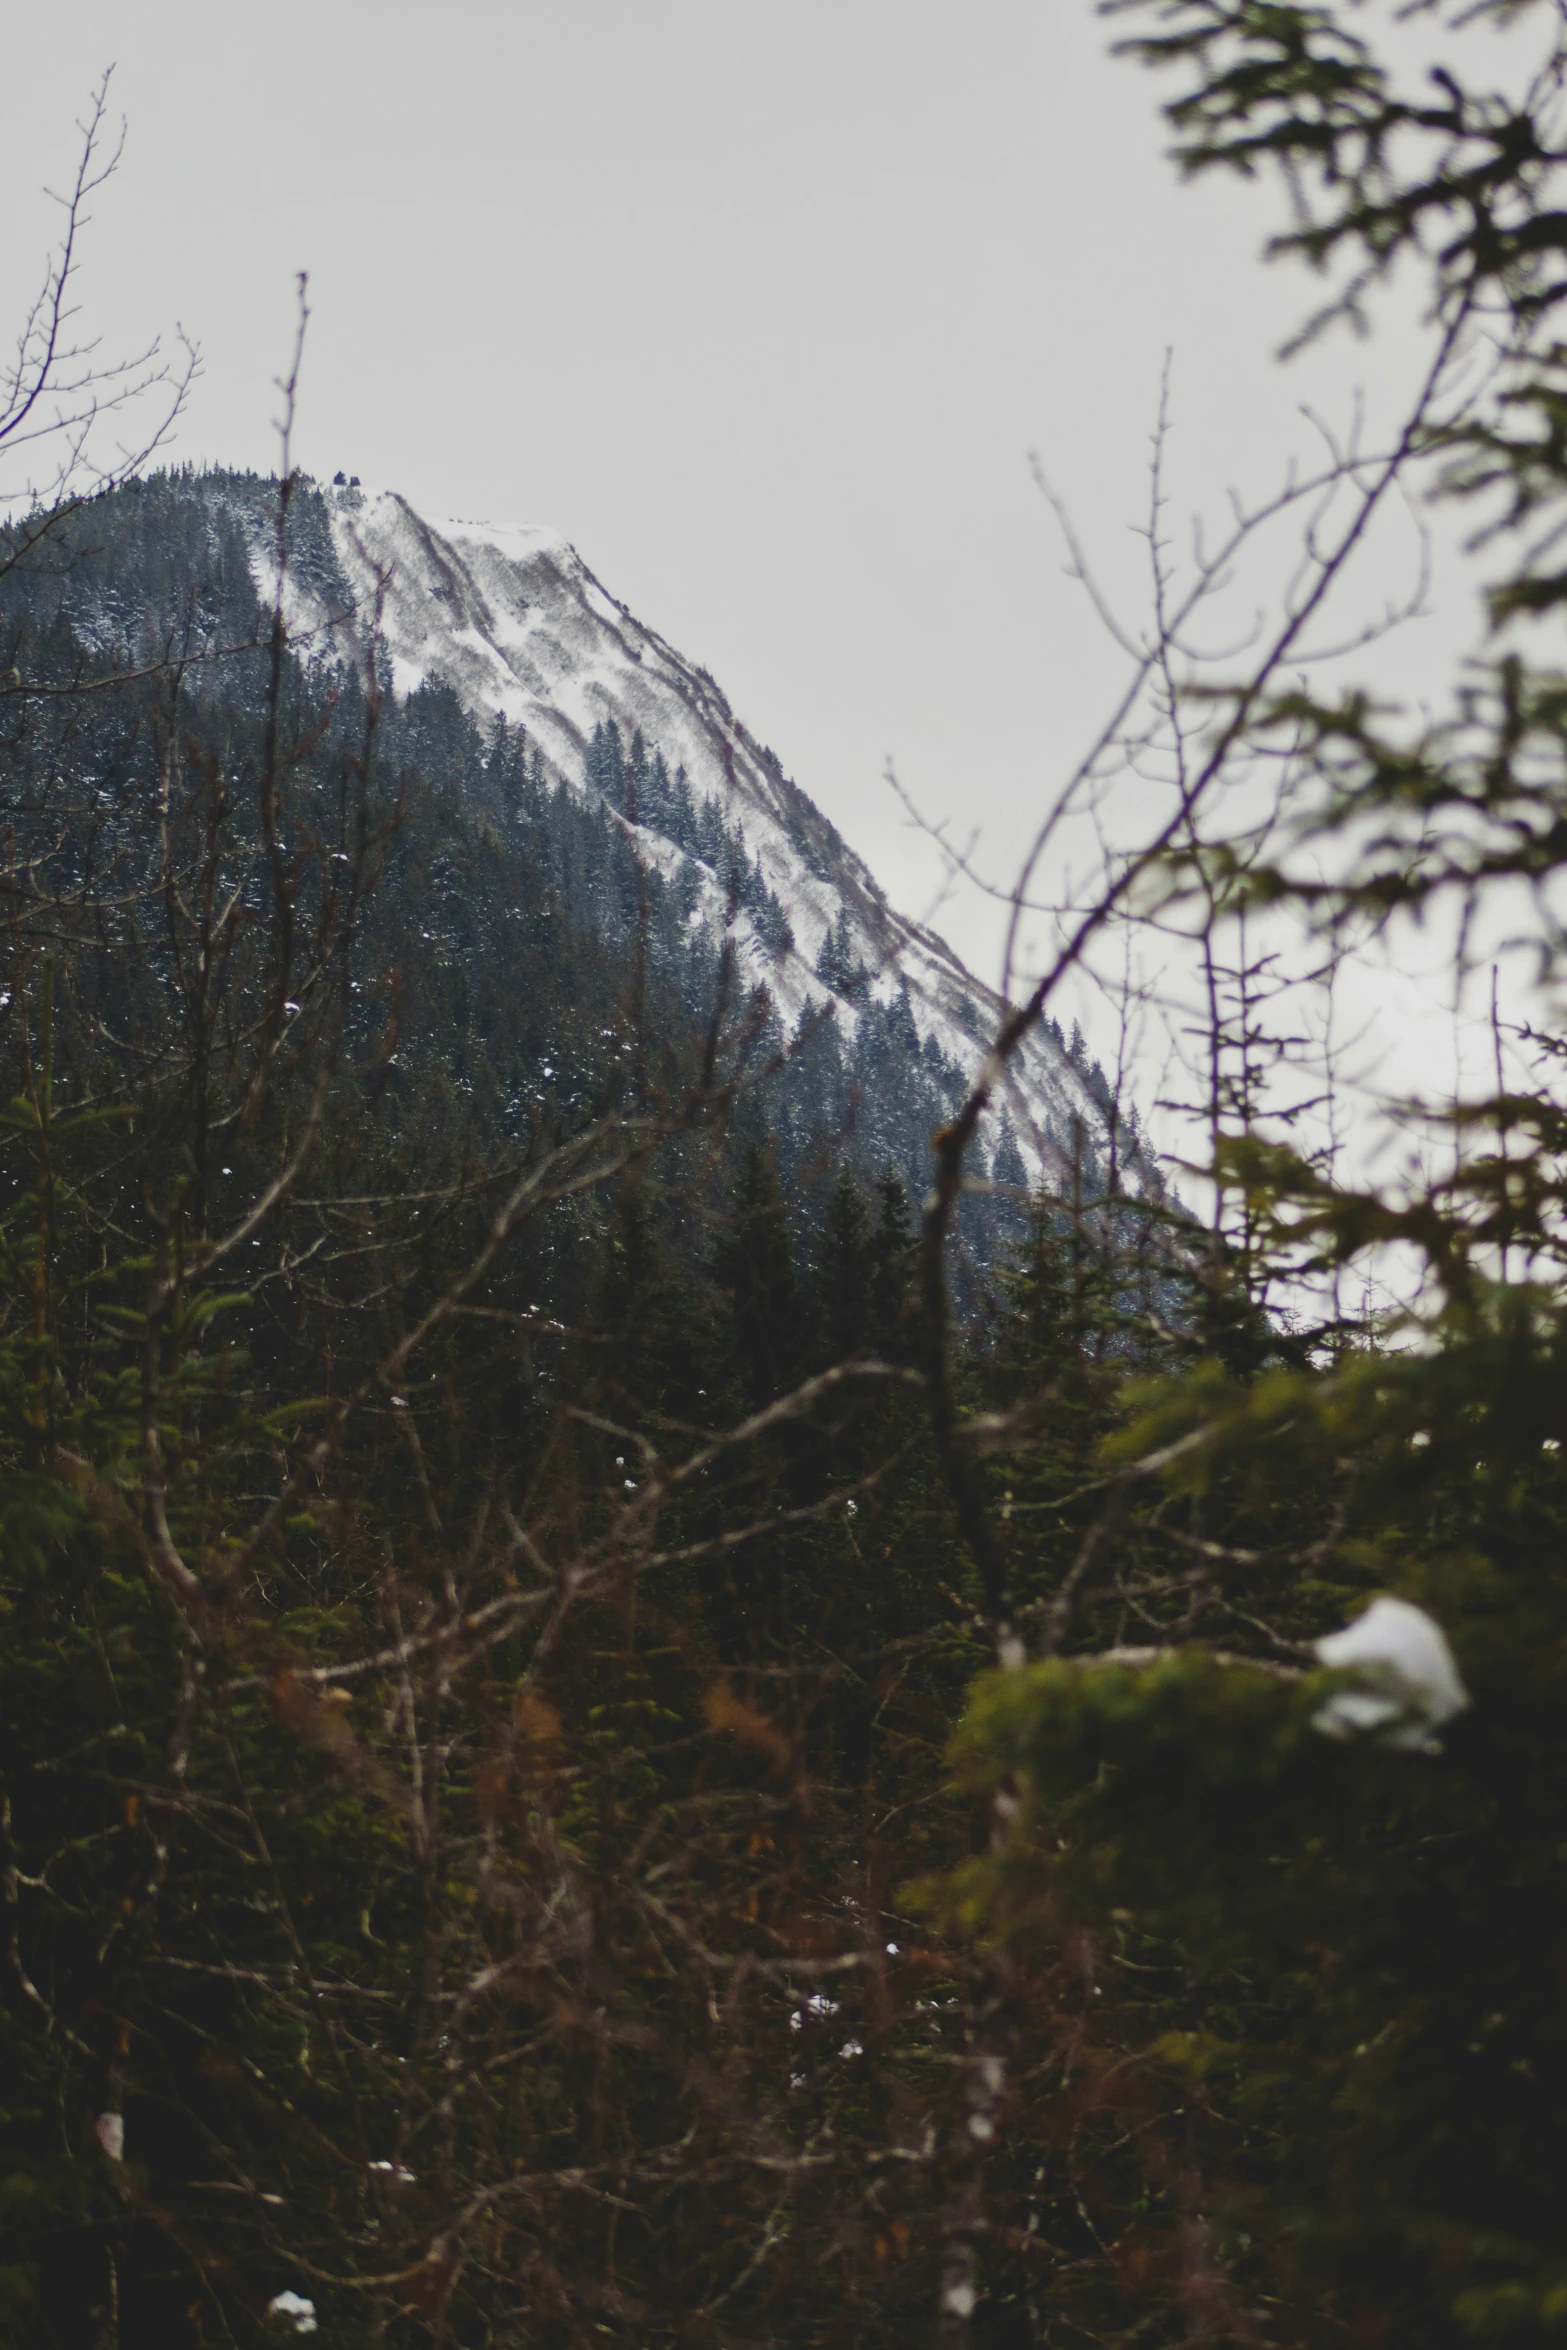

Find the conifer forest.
xmin=5 ymin=6 xmax=1567 ymax=2345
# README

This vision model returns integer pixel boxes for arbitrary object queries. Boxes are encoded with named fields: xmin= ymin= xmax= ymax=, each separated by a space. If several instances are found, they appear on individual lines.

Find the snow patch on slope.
xmin=262 ymin=483 xmax=1132 ymax=1186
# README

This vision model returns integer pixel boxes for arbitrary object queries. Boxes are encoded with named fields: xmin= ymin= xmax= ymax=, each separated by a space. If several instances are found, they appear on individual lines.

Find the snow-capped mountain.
xmin=3 ymin=463 xmax=1147 ymax=1208
xmin=292 ymin=483 xmax=1139 ymax=1194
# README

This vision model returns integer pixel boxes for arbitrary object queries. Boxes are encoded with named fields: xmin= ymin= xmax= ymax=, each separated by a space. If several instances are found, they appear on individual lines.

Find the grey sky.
xmin=6 ymin=0 xmax=1453 ymax=1001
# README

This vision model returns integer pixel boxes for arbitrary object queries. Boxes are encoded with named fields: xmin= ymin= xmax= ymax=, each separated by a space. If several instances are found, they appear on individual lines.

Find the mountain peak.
xmin=6 ymin=464 xmax=1150 ymax=1215
xmin=299 ymin=481 xmax=1142 ymax=1197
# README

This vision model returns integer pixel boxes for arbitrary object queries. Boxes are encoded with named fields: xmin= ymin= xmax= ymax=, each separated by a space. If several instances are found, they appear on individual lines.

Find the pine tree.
xmin=869 ymin=1172 xmax=915 ymax=1355
xmin=713 ymin=1143 xmax=804 ymax=1412
xmin=814 ymin=1168 xmax=875 ymax=1364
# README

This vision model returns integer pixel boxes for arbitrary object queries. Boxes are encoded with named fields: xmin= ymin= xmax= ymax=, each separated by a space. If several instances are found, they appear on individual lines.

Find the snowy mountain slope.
xmin=294 ymin=484 xmax=1137 ymax=1190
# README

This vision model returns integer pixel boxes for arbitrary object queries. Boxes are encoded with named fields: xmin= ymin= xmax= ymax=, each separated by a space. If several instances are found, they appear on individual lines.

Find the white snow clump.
xmin=267 ymin=2291 xmax=318 ymax=2334
xmin=1313 ymin=1596 xmax=1469 ymax=1752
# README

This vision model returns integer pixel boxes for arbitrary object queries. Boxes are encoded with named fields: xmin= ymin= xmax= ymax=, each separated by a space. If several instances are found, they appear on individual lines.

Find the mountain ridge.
xmin=0 ymin=464 xmax=1153 ymax=1221
xmin=283 ymin=478 xmax=1146 ymax=1196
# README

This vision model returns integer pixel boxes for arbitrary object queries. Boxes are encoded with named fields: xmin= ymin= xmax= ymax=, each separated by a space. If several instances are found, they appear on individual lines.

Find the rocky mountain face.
xmin=2 ymin=469 xmax=1153 ymax=1226
xmin=319 ymin=485 xmax=1141 ymax=1179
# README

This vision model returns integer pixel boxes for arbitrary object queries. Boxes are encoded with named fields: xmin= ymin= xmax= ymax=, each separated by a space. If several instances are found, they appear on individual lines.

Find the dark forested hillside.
xmin=0 ymin=467 xmax=1145 ymax=1253
xmin=0 ymin=462 xmax=1183 ymax=2350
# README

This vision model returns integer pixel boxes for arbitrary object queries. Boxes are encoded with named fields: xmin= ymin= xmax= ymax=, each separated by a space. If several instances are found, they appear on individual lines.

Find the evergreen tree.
xmin=814 ymin=1167 xmax=876 ymax=1363
xmin=868 ymin=1171 xmax=915 ymax=1355
xmin=815 ymin=905 xmax=868 ymax=1001
xmin=713 ymin=1143 xmax=805 ymax=1412
xmin=922 ymin=2 xmax=1567 ymax=2342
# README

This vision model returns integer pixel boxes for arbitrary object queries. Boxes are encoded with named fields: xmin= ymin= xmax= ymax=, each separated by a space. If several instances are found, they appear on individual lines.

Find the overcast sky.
xmin=5 ymin=0 xmax=1462 ymax=1008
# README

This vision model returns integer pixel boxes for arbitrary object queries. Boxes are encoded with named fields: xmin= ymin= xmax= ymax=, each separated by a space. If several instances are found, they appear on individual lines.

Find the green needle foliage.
xmin=929 ymin=3 xmax=1567 ymax=2344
